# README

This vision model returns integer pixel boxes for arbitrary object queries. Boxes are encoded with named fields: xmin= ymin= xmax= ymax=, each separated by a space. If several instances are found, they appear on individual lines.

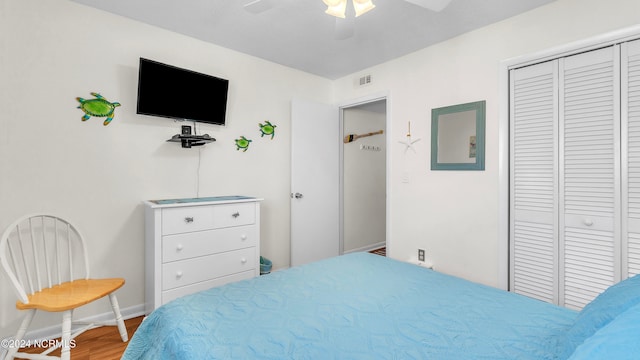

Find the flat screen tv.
xmin=136 ymin=58 xmax=229 ymax=125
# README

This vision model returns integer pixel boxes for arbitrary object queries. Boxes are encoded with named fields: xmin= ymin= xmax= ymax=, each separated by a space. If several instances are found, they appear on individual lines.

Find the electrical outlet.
xmin=418 ymin=249 xmax=425 ymax=262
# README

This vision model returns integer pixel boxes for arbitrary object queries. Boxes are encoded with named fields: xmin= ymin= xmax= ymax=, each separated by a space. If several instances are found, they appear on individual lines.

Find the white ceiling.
xmin=70 ymin=0 xmax=555 ymax=80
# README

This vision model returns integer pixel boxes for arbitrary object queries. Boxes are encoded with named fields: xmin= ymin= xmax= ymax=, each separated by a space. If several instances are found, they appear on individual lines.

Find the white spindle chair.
xmin=0 ymin=214 xmax=128 ymax=360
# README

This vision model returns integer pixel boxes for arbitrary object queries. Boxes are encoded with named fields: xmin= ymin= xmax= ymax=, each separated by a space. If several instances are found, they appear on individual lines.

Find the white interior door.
xmin=559 ymin=46 xmax=620 ymax=310
xmin=510 ymin=59 xmax=559 ymax=304
xmin=622 ymin=39 xmax=640 ymax=278
xmin=291 ymin=98 xmax=340 ymax=266
xmin=509 ymin=45 xmax=621 ymax=310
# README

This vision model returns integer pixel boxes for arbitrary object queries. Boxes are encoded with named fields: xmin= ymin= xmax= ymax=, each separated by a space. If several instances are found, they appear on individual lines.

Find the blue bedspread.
xmin=123 ymin=253 xmax=576 ymax=359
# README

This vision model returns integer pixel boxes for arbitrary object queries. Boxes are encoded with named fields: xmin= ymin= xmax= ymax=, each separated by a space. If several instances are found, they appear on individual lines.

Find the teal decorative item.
xmin=259 ymin=121 xmax=277 ymax=139
xmin=76 ymin=92 xmax=121 ymax=126
xmin=234 ymin=136 xmax=252 ymax=152
xmin=431 ymin=100 xmax=485 ymax=171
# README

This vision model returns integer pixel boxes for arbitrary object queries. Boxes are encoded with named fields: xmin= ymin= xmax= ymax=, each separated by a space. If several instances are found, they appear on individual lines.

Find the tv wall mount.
xmin=167 ymin=124 xmax=215 ymax=148
xmin=167 ymin=133 xmax=215 ymax=148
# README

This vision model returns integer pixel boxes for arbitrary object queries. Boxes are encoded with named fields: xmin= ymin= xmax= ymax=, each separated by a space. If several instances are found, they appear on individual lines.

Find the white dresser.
xmin=144 ymin=196 xmax=261 ymax=314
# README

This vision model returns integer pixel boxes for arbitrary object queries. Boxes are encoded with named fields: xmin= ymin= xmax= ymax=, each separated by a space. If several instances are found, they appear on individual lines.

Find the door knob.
xmin=292 ymin=192 xmax=303 ymax=199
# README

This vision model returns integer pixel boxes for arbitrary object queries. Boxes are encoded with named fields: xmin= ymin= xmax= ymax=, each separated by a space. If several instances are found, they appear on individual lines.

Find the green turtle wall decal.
xmin=235 ymin=136 xmax=252 ymax=152
xmin=76 ymin=92 xmax=121 ymax=126
xmin=259 ymin=120 xmax=277 ymax=139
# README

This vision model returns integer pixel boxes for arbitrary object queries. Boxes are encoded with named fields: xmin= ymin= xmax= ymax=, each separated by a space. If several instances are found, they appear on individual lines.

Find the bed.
xmin=122 ymin=252 xmax=640 ymax=359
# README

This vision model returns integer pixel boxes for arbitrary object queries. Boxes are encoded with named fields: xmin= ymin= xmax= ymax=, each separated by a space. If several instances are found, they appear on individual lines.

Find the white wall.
xmin=2 ymin=0 xmax=640 ymax=341
xmin=342 ymin=107 xmax=386 ymax=252
xmin=333 ymin=0 xmax=640 ymax=287
xmin=0 ymin=0 xmax=331 ymax=338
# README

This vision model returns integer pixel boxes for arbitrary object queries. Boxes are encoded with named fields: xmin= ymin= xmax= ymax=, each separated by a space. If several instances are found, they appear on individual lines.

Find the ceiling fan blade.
xmin=403 ymin=0 xmax=452 ymax=12
xmin=244 ymin=0 xmax=273 ymax=14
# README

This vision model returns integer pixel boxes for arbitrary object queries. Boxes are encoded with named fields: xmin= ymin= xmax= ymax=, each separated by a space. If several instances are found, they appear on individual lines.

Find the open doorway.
xmin=341 ymin=99 xmax=387 ymax=255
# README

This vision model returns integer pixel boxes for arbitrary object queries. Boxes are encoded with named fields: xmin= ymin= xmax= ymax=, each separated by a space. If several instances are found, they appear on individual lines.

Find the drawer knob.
xmin=584 ymin=219 xmax=594 ymax=226
xmin=184 ymin=217 xmax=194 ymax=223
xmin=241 ymin=234 xmax=247 ymax=241
xmin=240 ymin=257 xmax=247 ymax=264
xmin=232 ymin=212 xmax=240 ymax=218
xmin=176 ymin=244 xmax=184 ymax=251
xmin=176 ymin=271 xmax=183 ymax=278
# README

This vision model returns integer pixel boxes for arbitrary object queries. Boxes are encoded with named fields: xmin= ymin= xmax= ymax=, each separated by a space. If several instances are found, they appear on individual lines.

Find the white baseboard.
xmin=343 ymin=241 xmax=385 ymax=255
xmin=0 ymin=303 xmax=145 ymax=359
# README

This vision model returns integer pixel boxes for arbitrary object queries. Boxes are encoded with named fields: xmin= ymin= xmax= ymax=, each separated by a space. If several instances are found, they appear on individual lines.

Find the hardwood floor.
xmin=16 ymin=316 xmax=144 ymax=360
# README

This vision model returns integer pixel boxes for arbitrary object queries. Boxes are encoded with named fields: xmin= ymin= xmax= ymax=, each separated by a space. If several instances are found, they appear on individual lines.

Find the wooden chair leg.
xmin=109 ymin=293 xmax=128 ymax=342
xmin=60 ymin=310 xmax=72 ymax=360
xmin=4 ymin=309 xmax=36 ymax=360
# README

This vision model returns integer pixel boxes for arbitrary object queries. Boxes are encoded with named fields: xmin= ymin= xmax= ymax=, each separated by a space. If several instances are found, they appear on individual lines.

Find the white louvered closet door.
xmin=510 ymin=60 xmax=559 ymax=304
xmin=559 ymin=46 xmax=620 ymax=310
xmin=623 ymin=39 xmax=640 ymax=278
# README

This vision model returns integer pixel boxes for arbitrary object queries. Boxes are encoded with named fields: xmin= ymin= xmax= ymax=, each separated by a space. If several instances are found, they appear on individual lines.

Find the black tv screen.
xmin=136 ymin=58 xmax=229 ymax=125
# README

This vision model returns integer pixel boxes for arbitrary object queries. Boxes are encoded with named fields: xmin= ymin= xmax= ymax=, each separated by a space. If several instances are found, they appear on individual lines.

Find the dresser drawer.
xmin=161 ymin=270 xmax=255 ymax=305
xmin=162 ymin=225 xmax=258 ymax=263
xmin=211 ymin=202 xmax=256 ymax=228
xmin=162 ymin=206 xmax=215 ymax=235
xmin=162 ymin=247 xmax=256 ymax=290
xmin=162 ymin=202 xmax=256 ymax=235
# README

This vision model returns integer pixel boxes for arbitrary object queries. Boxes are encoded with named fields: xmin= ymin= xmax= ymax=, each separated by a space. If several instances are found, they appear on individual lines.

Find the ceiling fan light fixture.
xmin=323 ymin=0 xmax=347 ymax=18
xmin=352 ymin=0 xmax=375 ymax=17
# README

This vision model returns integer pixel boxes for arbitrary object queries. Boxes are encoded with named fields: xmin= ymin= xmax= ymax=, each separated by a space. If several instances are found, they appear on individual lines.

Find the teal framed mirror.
xmin=431 ymin=100 xmax=485 ymax=171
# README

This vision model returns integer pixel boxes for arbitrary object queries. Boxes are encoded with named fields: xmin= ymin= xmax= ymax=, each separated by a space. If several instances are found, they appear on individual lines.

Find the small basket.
xmin=260 ymin=256 xmax=272 ymax=275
